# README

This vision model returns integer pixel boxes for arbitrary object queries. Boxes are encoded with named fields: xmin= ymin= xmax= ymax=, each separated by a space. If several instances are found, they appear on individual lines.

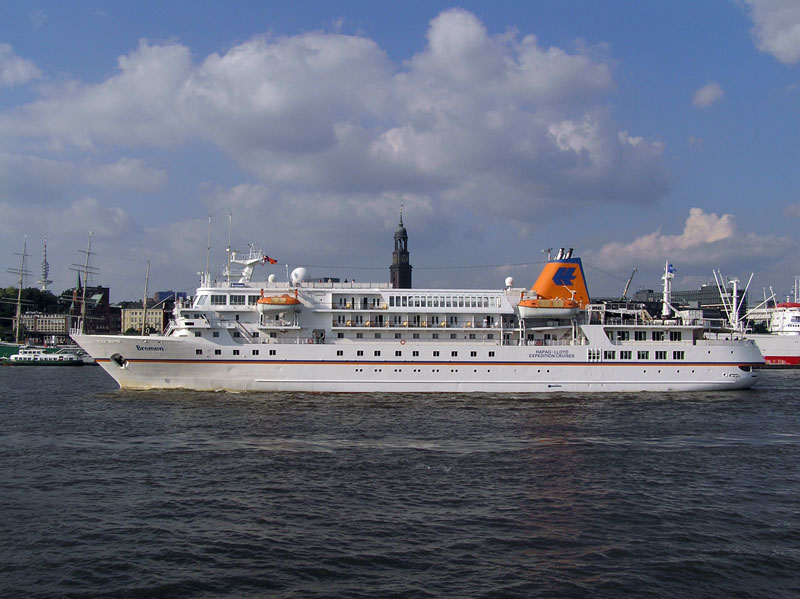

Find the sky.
xmin=1 ymin=0 xmax=799 ymax=304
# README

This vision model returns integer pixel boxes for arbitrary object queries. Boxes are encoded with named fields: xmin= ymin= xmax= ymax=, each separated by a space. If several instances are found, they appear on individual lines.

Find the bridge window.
xmin=211 ymin=295 xmax=226 ymax=305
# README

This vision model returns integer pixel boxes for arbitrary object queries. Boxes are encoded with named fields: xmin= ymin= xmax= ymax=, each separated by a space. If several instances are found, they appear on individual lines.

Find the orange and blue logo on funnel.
xmin=531 ymin=257 xmax=591 ymax=307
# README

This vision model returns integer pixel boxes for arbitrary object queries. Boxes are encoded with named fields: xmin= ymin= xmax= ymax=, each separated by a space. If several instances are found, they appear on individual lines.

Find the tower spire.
xmin=38 ymin=235 xmax=53 ymax=291
xmin=390 ymin=207 xmax=412 ymax=289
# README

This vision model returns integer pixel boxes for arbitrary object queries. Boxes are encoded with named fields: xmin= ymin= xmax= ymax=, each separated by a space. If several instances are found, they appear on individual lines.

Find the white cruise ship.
xmin=71 ymin=243 xmax=762 ymax=392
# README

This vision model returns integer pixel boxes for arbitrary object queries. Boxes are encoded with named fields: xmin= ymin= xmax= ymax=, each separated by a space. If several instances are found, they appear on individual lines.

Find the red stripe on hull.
xmin=763 ymin=355 xmax=800 ymax=366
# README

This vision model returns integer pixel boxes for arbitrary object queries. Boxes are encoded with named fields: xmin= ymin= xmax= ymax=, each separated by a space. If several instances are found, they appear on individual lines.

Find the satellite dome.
xmin=290 ymin=267 xmax=308 ymax=286
xmin=505 ymin=277 xmax=514 ymax=288
xmin=268 ymin=274 xmax=276 ymax=283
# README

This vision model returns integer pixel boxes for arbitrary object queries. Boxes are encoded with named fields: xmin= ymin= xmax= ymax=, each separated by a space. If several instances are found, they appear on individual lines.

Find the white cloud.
xmin=82 ymin=157 xmax=167 ymax=191
xmin=0 ymin=40 xmax=194 ymax=148
xmin=692 ymin=82 xmax=725 ymax=108
xmin=0 ymin=10 xmax=668 ymax=228
xmin=587 ymin=208 xmax=793 ymax=292
xmin=747 ymin=0 xmax=800 ymax=64
xmin=0 ymin=43 xmax=41 ymax=86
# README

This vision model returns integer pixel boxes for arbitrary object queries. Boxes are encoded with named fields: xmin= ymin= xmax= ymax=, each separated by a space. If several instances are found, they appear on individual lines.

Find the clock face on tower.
xmin=400 ymin=255 xmax=408 ymax=264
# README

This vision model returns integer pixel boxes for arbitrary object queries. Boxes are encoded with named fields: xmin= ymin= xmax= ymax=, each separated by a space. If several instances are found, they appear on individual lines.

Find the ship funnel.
xmin=531 ymin=253 xmax=590 ymax=308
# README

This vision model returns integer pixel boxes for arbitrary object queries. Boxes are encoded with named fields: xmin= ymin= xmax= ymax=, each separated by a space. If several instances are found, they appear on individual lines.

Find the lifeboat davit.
xmin=518 ymin=297 xmax=579 ymax=319
xmin=257 ymin=293 xmax=302 ymax=312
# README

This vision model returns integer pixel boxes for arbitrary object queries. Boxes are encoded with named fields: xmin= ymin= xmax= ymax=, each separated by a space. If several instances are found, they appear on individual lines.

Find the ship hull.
xmin=747 ymin=333 xmax=800 ymax=367
xmin=73 ymin=333 xmax=761 ymax=393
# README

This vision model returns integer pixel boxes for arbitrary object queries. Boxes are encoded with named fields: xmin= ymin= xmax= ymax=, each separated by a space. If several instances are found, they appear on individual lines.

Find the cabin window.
xmin=451 ymin=351 xmax=458 ymax=357
xmin=374 ymin=351 xmax=381 ymax=357
xmin=638 ymin=350 xmax=649 ymax=360
xmin=252 ymin=349 xmax=259 ymax=356
xmin=488 ymin=351 xmax=495 ymax=357
xmin=413 ymin=351 xmax=419 ymax=357
xmin=233 ymin=332 xmax=240 ymax=338
xmin=230 ymin=295 xmax=245 ymax=305
xmin=195 ymin=349 xmax=202 ymax=355
xmin=374 ymin=333 xmax=381 ymax=339
xmin=633 ymin=331 xmax=645 ymax=341
xmin=337 ymin=350 xmax=343 ymax=356
xmin=194 ymin=295 xmax=208 ymax=307
xmin=395 ymin=351 xmax=402 ymax=357
xmin=252 ymin=332 xmax=259 ymax=338
xmin=670 ymin=331 xmax=682 ymax=341
xmin=232 ymin=350 xmax=239 ymax=356
xmin=248 ymin=295 xmax=259 ymax=305
xmin=620 ymin=351 xmax=632 ymax=359
xmin=356 ymin=333 xmax=363 ymax=339
xmin=604 ymin=351 xmax=616 ymax=360
xmin=214 ymin=349 xmax=221 ymax=355
xmin=433 ymin=351 xmax=440 ymax=357
xmin=652 ymin=331 xmax=665 ymax=341
xmin=432 ymin=333 xmax=439 ymax=339
xmin=194 ymin=332 xmax=201 ymax=337
xmin=211 ymin=295 xmax=226 ymax=305
xmin=269 ymin=349 xmax=276 ymax=356
xmin=357 ymin=350 xmax=364 ymax=356
xmin=470 ymin=351 xmax=477 ymax=357
xmin=395 ymin=333 xmax=402 ymax=339
xmin=655 ymin=351 xmax=667 ymax=360
xmin=338 ymin=333 xmax=344 ymax=338
xmin=673 ymin=351 xmax=685 ymax=360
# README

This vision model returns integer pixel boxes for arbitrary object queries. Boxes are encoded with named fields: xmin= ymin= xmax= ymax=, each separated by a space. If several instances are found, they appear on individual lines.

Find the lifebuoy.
xmin=400 ymin=339 xmax=406 ymax=345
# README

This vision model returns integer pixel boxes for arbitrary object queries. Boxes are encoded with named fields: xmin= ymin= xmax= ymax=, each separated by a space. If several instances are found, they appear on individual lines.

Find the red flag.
xmin=263 ymin=255 xmax=278 ymax=264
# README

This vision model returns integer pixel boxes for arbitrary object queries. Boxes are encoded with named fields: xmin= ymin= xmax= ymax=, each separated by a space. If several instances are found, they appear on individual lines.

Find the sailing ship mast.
xmin=142 ymin=258 xmax=150 ymax=335
xmin=7 ymin=237 xmax=30 ymax=344
xmin=70 ymin=232 xmax=98 ymax=334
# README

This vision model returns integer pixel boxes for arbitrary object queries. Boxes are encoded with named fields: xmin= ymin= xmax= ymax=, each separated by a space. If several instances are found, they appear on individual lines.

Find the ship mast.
xmin=661 ymin=260 xmax=674 ymax=318
xmin=7 ymin=237 xmax=30 ymax=344
xmin=142 ymin=258 xmax=150 ymax=335
xmin=70 ymin=232 xmax=98 ymax=334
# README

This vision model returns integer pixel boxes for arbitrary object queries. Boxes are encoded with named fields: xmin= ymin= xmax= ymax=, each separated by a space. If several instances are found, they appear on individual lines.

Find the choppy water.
xmin=1 ymin=366 xmax=799 ymax=598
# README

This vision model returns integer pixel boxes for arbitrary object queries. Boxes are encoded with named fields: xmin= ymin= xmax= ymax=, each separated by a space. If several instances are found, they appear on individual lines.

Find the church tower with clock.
xmin=390 ymin=209 xmax=412 ymax=289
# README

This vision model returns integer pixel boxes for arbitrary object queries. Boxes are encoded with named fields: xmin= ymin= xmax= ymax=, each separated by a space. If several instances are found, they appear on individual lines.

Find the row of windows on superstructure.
xmin=385 ymin=295 xmax=501 ymax=309
xmin=193 ymin=293 xmax=505 ymax=309
xmin=193 ymin=294 xmax=261 ymax=307
xmin=590 ymin=349 xmax=686 ymax=361
xmin=611 ymin=330 xmax=683 ymax=342
xmin=190 ymin=347 xmax=685 ymax=361
xmin=194 ymin=347 xmax=500 ymax=358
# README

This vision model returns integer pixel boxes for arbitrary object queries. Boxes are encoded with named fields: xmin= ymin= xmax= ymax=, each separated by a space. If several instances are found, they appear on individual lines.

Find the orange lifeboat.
xmin=257 ymin=293 xmax=302 ymax=312
xmin=518 ymin=296 xmax=579 ymax=319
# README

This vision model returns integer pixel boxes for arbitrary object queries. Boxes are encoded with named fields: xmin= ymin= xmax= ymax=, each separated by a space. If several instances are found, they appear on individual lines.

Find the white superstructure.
xmin=72 ymin=248 xmax=762 ymax=392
